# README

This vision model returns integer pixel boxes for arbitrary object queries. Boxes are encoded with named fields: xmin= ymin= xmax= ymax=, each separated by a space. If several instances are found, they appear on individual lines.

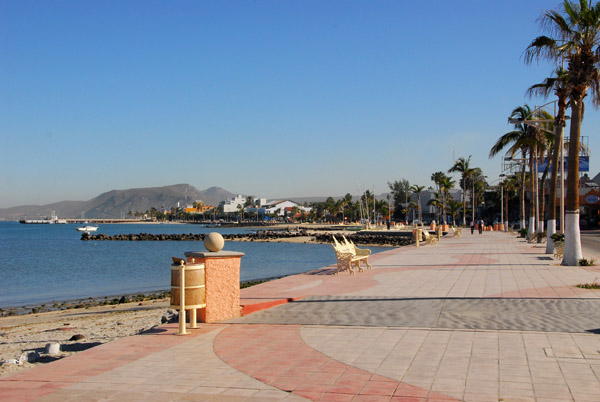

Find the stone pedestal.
xmin=184 ymin=250 xmax=244 ymax=323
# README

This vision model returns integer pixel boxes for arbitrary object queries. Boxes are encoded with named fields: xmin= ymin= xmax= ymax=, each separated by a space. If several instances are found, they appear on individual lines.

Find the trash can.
xmin=170 ymin=260 xmax=206 ymax=310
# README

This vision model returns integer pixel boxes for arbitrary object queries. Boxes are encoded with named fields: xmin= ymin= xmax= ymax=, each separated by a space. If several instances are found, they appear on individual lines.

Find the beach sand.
xmin=0 ymin=299 xmax=171 ymax=377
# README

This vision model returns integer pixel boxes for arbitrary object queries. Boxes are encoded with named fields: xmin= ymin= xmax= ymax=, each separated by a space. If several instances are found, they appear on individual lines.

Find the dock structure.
xmin=66 ymin=218 xmax=149 ymax=224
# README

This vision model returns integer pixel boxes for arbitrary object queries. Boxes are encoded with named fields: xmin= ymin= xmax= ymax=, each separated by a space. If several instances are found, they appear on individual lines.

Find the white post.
xmin=177 ymin=260 xmax=188 ymax=336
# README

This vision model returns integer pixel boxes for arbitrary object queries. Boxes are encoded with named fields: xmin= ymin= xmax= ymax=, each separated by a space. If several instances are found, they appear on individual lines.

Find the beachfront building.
xmin=221 ymin=194 xmax=249 ymax=214
xmin=184 ymin=201 xmax=214 ymax=214
xmin=263 ymin=200 xmax=312 ymax=217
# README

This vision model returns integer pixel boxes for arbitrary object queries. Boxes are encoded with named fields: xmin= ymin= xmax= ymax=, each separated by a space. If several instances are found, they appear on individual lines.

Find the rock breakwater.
xmin=81 ymin=230 xmax=415 ymax=247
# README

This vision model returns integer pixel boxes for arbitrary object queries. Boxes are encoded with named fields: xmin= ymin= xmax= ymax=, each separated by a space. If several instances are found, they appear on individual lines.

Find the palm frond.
xmin=526 ymin=79 xmax=556 ymax=98
xmin=524 ymin=36 xmax=561 ymax=64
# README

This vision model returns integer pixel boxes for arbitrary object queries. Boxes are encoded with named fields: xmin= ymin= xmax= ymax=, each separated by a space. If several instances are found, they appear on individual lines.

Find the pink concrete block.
xmin=185 ymin=251 xmax=244 ymax=323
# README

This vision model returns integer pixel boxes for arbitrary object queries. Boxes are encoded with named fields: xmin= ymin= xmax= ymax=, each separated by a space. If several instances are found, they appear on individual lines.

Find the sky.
xmin=2 ymin=0 xmax=599 ymax=208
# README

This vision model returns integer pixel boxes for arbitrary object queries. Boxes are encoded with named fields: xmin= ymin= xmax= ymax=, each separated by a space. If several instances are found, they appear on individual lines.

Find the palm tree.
xmin=527 ymin=74 xmax=570 ymax=254
xmin=431 ymin=172 xmax=451 ymax=224
xmin=426 ymin=195 xmax=442 ymax=224
xmin=470 ymin=170 xmax=486 ymax=222
xmin=447 ymin=199 xmax=462 ymax=226
xmin=448 ymin=156 xmax=477 ymax=226
xmin=440 ymin=176 xmax=455 ymax=225
xmin=407 ymin=201 xmax=419 ymax=224
xmin=524 ymin=0 xmax=600 ymax=265
xmin=503 ymin=175 xmax=520 ymax=227
xmin=490 ymin=105 xmax=536 ymax=231
xmin=409 ymin=185 xmax=425 ymax=224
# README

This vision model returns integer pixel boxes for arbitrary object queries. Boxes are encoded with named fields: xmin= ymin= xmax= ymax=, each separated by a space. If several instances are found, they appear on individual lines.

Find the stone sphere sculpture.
xmin=204 ymin=232 xmax=225 ymax=252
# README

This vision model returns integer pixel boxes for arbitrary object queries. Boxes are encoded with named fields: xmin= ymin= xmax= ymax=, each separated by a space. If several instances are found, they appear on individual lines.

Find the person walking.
xmin=478 ymin=220 xmax=483 ymax=234
xmin=470 ymin=221 xmax=475 ymax=234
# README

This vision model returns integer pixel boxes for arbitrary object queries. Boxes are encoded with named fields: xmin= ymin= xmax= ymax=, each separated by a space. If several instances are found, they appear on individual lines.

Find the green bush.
xmin=518 ymin=228 xmax=527 ymax=238
xmin=536 ymin=232 xmax=546 ymax=243
xmin=551 ymin=233 xmax=565 ymax=242
xmin=578 ymin=258 xmax=596 ymax=266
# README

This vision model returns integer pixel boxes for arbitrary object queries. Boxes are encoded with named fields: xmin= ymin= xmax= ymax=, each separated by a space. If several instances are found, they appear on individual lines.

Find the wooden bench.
xmin=450 ymin=226 xmax=461 ymax=238
xmin=422 ymin=230 xmax=437 ymax=246
xmin=331 ymin=236 xmax=371 ymax=274
xmin=342 ymin=236 xmax=372 ymax=270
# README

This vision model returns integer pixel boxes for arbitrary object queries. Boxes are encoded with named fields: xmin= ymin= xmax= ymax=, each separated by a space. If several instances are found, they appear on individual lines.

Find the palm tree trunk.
xmin=505 ymin=186 xmax=509 ymax=230
xmin=462 ymin=181 xmax=467 ymax=226
xmin=538 ymin=150 xmax=547 ymax=234
xmin=536 ymin=150 xmax=543 ymax=234
xmin=546 ymin=109 xmax=566 ymax=254
xmin=520 ymin=159 xmax=527 ymax=230
xmin=563 ymin=98 xmax=584 ymax=266
xmin=528 ymin=153 xmax=536 ymax=235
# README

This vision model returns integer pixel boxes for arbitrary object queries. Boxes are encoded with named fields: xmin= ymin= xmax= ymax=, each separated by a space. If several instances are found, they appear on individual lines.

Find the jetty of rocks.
xmin=81 ymin=230 xmax=416 ymax=247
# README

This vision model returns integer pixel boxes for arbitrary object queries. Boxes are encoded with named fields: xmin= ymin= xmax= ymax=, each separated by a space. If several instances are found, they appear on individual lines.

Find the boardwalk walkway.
xmin=2 ymin=231 xmax=600 ymax=402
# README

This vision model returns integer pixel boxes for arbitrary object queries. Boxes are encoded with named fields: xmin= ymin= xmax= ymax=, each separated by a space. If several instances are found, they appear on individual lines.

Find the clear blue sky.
xmin=2 ymin=0 xmax=599 ymax=208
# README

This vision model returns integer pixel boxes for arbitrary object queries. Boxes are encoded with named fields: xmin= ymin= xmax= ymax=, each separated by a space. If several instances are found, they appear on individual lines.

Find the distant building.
xmin=184 ymin=201 xmax=214 ymax=214
xmin=263 ymin=200 xmax=311 ymax=216
xmin=221 ymin=194 xmax=248 ymax=213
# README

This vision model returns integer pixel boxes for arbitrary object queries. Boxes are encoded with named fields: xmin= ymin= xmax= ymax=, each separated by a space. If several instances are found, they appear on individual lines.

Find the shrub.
xmin=536 ymin=232 xmax=546 ymax=243
xmin=578 ymin=258 xmax=596 ymax=266
xmin=577 ymin=277 xmax=600 ymax=288
xmin=518 ymin=228 xmax=527 ymax=238
xmin=551 ymin=233 xmax=565 ymax=243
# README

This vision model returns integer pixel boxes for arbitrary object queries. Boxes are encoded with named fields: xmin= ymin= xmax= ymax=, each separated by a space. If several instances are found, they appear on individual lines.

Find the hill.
xmin=0 ymin=185 xmax=235 ymax=220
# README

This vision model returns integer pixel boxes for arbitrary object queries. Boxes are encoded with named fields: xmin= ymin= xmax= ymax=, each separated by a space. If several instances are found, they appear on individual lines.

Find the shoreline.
xmin=2 ymin=231 xmax=411 ymax=313
xmin=0 ymin=277 xmax=282 ymax=315
xmin=0 ymin=276 xmax=280 ymax=377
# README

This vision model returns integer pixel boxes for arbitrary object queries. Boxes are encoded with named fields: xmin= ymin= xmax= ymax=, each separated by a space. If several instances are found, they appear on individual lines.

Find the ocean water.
xmin=0 ymin=222 xmax=391 ymax=308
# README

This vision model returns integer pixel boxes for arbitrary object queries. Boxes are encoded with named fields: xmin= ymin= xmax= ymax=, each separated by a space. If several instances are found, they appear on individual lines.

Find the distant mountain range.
xmin=0 ymin=184 xmax=235 ymax=220
xmin=0 ymin=184 xmax=394 ymax=220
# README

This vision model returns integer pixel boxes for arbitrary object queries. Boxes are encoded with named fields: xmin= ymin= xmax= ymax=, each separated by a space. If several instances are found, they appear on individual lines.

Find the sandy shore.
xmin=0 ymin=298 xmax=171 ymax=377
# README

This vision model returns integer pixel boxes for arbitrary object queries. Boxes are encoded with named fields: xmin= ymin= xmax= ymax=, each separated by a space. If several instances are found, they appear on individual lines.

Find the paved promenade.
xmin=2 ymin=231 xmax=600 ymax=402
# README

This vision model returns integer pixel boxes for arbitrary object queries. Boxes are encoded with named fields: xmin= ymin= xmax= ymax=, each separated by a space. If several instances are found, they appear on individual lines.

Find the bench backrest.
xmin=332 ymin=235 xmax=355 ymax=255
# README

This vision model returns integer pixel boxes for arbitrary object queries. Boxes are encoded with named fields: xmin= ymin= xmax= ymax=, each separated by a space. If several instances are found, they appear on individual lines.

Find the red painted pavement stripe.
xmin=214 ymin=324 xmax=458 ymax=402
xmin=0 ymin=324 xmax=223 ymax=402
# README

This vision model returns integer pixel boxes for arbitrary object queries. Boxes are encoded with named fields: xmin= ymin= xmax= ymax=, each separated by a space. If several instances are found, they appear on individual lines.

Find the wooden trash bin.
xmin=170 ymin=260 xmax=206 ymax=334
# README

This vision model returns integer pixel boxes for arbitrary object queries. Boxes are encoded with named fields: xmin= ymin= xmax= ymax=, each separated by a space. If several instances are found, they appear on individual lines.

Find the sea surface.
xmin=0 ymin=222 xmax=391 ymax=308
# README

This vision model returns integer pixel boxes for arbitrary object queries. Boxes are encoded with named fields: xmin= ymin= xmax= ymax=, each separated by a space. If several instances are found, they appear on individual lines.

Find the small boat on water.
xmin=76 ymin=225 xmax=98 ymax=233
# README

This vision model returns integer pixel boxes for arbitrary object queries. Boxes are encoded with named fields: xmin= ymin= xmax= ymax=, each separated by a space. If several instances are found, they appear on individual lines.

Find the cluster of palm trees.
xmin=386 ymin=157 xmax=488 ymax=226
xmin=490 ymin=0 xmax=600 ymax=265
xmin=310 ymin=192 xmax=391 ymax=224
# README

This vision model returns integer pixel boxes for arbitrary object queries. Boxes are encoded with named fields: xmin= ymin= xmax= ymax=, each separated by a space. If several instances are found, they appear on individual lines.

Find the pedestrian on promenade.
xmin=470 ymin=221 xmax=475 ymax=234
xmin=478 ymin=220 xmax=483 ymax=234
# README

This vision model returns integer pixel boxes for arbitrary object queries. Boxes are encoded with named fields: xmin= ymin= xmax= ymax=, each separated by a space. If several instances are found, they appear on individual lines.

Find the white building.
xmin=263 ymin=200 xmax=311 ymax=216
xmin=221 ymin=194 xmax=247 ymax=213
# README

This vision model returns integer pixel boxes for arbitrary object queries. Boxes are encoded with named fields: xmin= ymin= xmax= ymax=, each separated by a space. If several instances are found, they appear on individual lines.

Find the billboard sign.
xmin=538 ymin=156 xmax=589 ymax=172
